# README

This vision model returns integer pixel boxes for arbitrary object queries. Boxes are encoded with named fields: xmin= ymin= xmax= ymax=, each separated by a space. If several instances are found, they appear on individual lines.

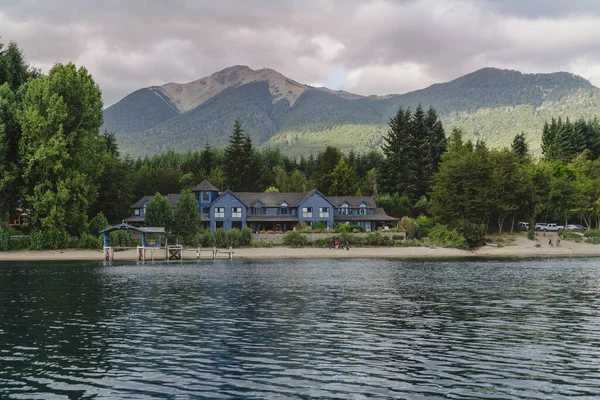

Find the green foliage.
xmin=145 ymin=193 xmax=173 ymax=231
xmin=265 ymin=186 xmax=279 ymax=193
xmin=226 ymin=228 xmax=241 ymax=247
xmin=398 ymin=217 xmax=419 ymax=239
xmin=312 ymin=221 xmax=328 ymax=230
xmin=109 ymin=230 xmax=135 ymax=247
xmin=213 ymin=228 xmax=227 ymax=248
xmin=194 ymin=230 xmax=214 ymax=247
xmin=452 ymin=220 xmax=486 ymax=249
xmin=224 ymin=120 xmax=261 ymax=191
xmin=376 ymin=193 xmax=412 ymax=219
xmin=89 ymin=212 xmax=110 ymax=235
xmin=173 ymin=189 xmax=201 ymax=245
xmin=240 ymin=226 xmax=253 ymax=246
xmin=328 ymin=157 xmax=359 ymax=195
xmin=585 ymin=236 xmax=600 ymax=244
xmin=336 ymin=223 xmax=363 ymax=233
xmin=0 ymin=229 xmax=10 ymax=251
xmin=282 ymin=232 xmax=308 ymax=247
xmin=29 ymin=228 xmax=70 ymax=250
xmin=429 ymin=225 xmax=468 ymax=249
xmin=19 ymin=62 xmax=104 ymax=235
xmin=527 ymin=229 xmax=536 ymax=240
xmin=78 ymin=233 xmax=103 ymax=249
xmin=414 ymin=215 xmax=434 ymax=238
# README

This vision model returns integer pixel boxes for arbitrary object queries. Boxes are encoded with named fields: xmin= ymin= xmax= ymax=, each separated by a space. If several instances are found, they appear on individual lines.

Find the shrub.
xmin=109 ymin=230 xmax=136 ymax=247
xmin=452 ymin=220 xmax=486 ymax=249
xmin=240 ymin=226 xmax=253 ymax=246
xmin=226 ymin=228 xmax=241 ymax=247
xmin=89 ymin=212 xmax=110 ymax=235
xmin=78 ymin=233 xmax=103 ymax=249
xmin=398 ymin=217 xmax=419 ymax=239
xmin=30 ymin=228 xmax=70 ymax=250
xmin=585 ymin=236 xmax=600 ymax=244
xmin=0 ymin=229 xmax=10 ymax=251
xmin=312 ymin=221 xmax=328 ymax=230
xmin=282 ymin=232 xmax=307 ymax=247
xmin=527 ymin=229 xmax=535 ymax=240
xmin=584 ymin=229 xmax=600 ymax=238
xmin=193 ymin=230 xmax=214 ymax=247
xmin=429 ymin=225 xmax=468 ymax=249
xmin=366 ymin=232 xmax=383 ymax=246
xmin=414 ymin=215 xmax=434 ymax=238
xmin=213 ymin=228 xmax=227 ymax=248
xmin=9 ymin=235 xmax=30 ymax=250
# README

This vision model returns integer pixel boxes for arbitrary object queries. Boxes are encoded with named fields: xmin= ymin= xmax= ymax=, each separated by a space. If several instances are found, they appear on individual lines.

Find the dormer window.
xmin=134 ymin=209 xmax=140 ymax=216
xmin=202 ymin=191 xmax=210 ymax=202
xmin=359 ymin=204 xmax=367 ymax=215
xmin=340 ymin=204 xmax=349 ymax=215
xmin=280 ymin=202 xmax=289 ymax=215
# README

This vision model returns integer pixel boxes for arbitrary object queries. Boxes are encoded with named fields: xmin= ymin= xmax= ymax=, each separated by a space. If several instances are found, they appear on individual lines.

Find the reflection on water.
xmin=1 ymin=258 xmax=600 ymax=399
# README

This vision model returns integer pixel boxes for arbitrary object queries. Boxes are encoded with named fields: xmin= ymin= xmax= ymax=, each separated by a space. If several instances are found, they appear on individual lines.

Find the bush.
xmin=78 ymin=233 xmax=103 ymax=249
xmin=585 ymin=229 xmax=600 ymax=238
xmin=282 ymin=232 xmax=307 ymax=247
xmin=30 ymin=228 xmax=70 ymax=250
xmin=452 ymin=220 xmax=486 ymax=249
xmin=527 ymin=229 xmax=535 ymax=240
xmin=193 ymin=230 xmax=215 ymax=247
xmin=10 ymin=235 xmax=30 ymax=250
xmin=400 ymin=239 xmax=423 ymax=247
xmin=585 ymin=236 xmax=600 ymax=244
xmin=365 ymin=232 xmax=383 ymax=246
xmin=213 ymin=228 xmax=227 ymax=248
xmin=89 ymin=212 xmax=110 ymax=235
xmin=429 ymin=225 xmax=468 ymax=249
xmin=226 ymin=228 xmax=241 ymax=247
xmin=337 ymin=223 xmax=363 ymax=233
xmin=240 ymin=226 xmax=253 ymax=246
xmin=312 ymin=221 xmax=328 ymax=230
xmin=414 ymin=215 xmax=434 ymax=239
xmin=398 ymin=217 xmax=419 ymax=239
xmin=109 ymin=230 xmax=136 ymax=247
xmin=0 ymin=229 xmax=10 ymax=251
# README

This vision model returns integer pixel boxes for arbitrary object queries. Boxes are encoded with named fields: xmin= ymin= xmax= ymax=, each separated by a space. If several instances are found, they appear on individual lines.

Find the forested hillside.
xmin=103 ymin=66 xmax=600 ymax=157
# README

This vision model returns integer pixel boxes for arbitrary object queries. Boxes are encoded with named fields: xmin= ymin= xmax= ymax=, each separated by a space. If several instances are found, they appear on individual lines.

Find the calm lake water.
xmin=1 ymin=258 xmax=600 ymax=399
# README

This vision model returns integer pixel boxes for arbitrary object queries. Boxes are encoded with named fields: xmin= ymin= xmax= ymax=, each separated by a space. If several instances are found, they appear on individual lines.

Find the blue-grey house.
xmin=126 ymin=180 xmax=397 ymax=232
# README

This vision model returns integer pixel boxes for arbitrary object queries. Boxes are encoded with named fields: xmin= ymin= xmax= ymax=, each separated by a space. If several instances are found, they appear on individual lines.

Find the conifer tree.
xmin=224 ymin=120 xmax=248 ymax=191
xmin=173 ymin=189 xmax=201 ymax=244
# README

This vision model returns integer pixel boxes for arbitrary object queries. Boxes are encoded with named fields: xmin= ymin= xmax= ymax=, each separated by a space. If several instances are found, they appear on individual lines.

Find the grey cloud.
xmin=1 ymin=0 xmax=599 ymax=106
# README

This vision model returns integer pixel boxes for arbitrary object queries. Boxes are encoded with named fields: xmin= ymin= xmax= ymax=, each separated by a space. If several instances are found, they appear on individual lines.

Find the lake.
xmin=1 ymin=258 xmax=600 ymax=399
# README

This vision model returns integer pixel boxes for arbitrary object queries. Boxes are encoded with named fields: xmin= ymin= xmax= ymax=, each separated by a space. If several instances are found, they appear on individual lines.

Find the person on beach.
xmin=548 ymin=238 xmax=553 ymax=247
xmin=557 ymin=238 xmax=561 ymax=247
xmin=345 ymin=240 xmax=350 ymax=250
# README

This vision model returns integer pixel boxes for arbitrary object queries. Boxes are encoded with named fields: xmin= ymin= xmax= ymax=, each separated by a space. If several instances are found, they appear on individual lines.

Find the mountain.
xmin=103 ymin=65 xmax=600 ymax=157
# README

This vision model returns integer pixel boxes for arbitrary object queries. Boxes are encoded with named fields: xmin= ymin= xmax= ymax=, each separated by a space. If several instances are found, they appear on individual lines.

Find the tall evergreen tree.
xmin=224 ymin=120 xmax=248 ymax=191
xmin=173 ymin=189 xmax=201 ymax=244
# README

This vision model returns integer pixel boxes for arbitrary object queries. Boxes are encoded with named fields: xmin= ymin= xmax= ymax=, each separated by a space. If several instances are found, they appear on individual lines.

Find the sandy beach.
xmin=0 ymin=236 xmax=598 ymax=261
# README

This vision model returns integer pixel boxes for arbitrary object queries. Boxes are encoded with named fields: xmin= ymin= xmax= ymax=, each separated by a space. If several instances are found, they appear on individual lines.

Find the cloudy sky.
xmin=2 ymin=0 xmax=600 ymax=106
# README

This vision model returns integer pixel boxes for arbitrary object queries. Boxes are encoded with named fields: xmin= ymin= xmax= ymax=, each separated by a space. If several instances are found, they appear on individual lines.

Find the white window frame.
xmin=319 ymin=207 xmax=329 ymax=218
xmin=231 ymin=207 xmax=242 ymax=218
xmin=359 ymin=204 xmax=367 ymax=215
xmin=134 ymin=209 xmax=140 ymax=216
xmin=340 ymin=204 xmax=349 ymax=215
xmin=214 ymin=207 xmax=225 ymax=218
xmin=302 ymin=207 xmax=312 ymax=218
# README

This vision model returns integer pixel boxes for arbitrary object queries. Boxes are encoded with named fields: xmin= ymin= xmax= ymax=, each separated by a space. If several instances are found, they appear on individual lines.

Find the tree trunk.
xmin=510 ymin=211 xmax=516 ymax=233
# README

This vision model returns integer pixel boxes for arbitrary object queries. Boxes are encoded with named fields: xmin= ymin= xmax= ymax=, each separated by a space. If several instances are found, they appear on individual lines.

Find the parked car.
xmin=566 ymin=224 xmax=586 ymax=230
xmin=518 ymin=221 xmax=530 ymax=231
xmin=536 ymin=223 xmax=563 ymax=232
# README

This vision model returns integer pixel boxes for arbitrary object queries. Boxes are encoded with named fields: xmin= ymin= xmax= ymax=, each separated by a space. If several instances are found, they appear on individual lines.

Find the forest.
xmin=3 ymin=39 xmax=600 ymax=250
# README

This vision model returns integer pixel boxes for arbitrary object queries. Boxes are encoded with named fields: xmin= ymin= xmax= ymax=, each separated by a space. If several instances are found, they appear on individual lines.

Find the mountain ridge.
xmin=102 ymin=66 xmax=600 ymax=157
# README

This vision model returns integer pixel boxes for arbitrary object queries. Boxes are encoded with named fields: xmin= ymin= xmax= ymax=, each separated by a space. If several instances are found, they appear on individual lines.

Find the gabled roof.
xmin=210 ymin=189 xmax=249 ymax=207
xmin=130 ymin=194 xmax=180 ymax=209
xmin=327 ymin=196 xmax=377 ymax=208
xmin=99 ymin=222 xmax=166 ymax=234
xmin=192 ymin=179 xmax=219 ymax=192
xmin=298 ymin=189 xmax=337 ymax=209
xmin=234 ymin=192 xmax=307 ymax=207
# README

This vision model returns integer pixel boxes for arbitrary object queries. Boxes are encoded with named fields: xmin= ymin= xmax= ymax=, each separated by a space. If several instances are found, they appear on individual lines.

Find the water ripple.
xmin=1 ymin=258 xmax=600 ymax=398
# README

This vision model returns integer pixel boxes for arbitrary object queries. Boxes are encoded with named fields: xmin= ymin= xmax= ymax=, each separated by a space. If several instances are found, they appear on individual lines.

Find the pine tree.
xmin=329 ymin=157 xmax=359 ymax=196
xmin=224 ymin=120 xmax=248 ymax=191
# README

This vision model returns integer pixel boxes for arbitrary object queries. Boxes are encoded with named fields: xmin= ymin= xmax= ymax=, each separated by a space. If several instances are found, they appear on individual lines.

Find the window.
xmin=202 ymin=192 xmax=210 ymax=202
xmin=340 ymin=204 xmax=349 ymax=215
xmin=359 ymin=204 xmax=367 ymax=215
xmin=281 ymin=206 xmax=289 ymax=215
xmin=302 ymin=207 xmax=312 ymax=218
xmin=214 ymin=207 xmax=225 ymax=218
xmin=319 ymin=207 xmax=329 ymax=218
xmin=134 ymin=209 xmax=140 ymax=216
xmin=232 ymin=207 xmax=242 ymax=218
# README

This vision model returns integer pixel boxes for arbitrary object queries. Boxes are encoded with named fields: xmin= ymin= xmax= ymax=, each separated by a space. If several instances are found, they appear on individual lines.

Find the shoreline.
xmin=1 ymin=237 xmax=598 ymax=261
